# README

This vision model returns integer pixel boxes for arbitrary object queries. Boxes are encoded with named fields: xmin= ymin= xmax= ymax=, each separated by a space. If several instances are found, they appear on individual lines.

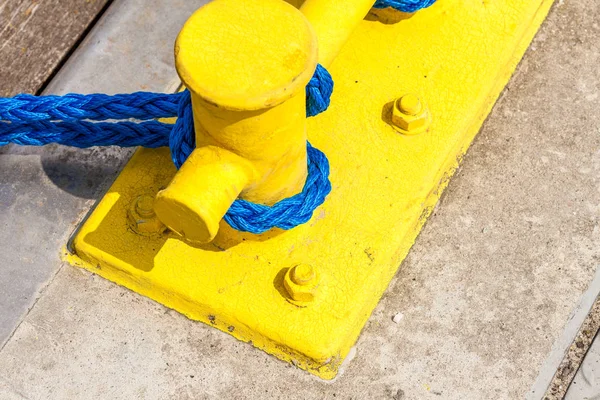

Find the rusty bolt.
xmin=283 ymin=264 xmax=320 ymax=303
xmin=128 ymin=195 xmax=167 ymax=236
xmin=391 ymin=93 xmax=429 ymax=135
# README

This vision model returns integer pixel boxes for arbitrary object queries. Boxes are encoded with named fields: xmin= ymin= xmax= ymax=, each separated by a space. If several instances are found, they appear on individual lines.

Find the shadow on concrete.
xmin=41 ymin=145 xmax=132 ymax=199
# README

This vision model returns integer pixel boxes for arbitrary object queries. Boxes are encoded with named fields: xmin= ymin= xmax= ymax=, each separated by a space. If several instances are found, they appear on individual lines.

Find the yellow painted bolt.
xmin=391 ymin=93 xmax=430 ymax=135
xmin=397 ymin=93 xmax=422 ymax=116
xmin=284 ymin=264 xmax=320 ymax=303
xmin=135 ymin=195 xmax=155 ymax=218
xmin=128 ymin=195 xmax=166 ymax=236
xmin=291 ymin=264 xmax=317 ymax=285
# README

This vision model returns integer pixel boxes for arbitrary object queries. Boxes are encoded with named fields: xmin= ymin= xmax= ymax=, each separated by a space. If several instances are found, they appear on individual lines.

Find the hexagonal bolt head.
xmin=283 ymin=264 xmax=320 ymax=303
xmin=127 ymin=195 xmax=167 ymax=236
xmin=391 ymin=94 xmax=430 ymax=135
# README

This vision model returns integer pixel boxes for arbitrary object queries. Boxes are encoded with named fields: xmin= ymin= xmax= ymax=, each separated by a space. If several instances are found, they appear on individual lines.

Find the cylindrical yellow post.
xmin=300 ymin=0 xmax=376 ymax=67
xmin=154 ymin=0 xmax=318 ymax=243
xmin=155 ymin=0 xmax=378 ymax=244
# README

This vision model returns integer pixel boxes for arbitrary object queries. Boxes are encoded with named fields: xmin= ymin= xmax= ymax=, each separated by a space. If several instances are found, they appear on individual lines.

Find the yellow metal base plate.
xmin=68 ymin=0 xmax=554 ymax=379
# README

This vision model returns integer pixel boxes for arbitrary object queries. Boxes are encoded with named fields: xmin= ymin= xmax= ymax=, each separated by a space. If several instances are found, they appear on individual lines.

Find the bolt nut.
xmin=391 ymin=94 xmax=429 ymax=135
xmin=284 ymin=264 xmax=320 ymax=303
xmin=127 ymin=195 xmax=167 ymax=236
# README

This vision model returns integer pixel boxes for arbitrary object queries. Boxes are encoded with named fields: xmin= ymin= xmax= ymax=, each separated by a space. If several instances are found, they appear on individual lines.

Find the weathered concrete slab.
xmin=0 ymin=0 xmax=208 ymax=346
xmin=0 ymin=0 xmax=599 ymax=399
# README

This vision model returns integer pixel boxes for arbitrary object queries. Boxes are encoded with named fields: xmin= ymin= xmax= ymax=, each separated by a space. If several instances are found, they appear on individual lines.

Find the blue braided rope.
xmin=169 ymin=90 xmax=195 ymax=168
xmin=0 ymin=120 xmax=170 ymax=148
xmin=0 ymin=65 xmax=334 ymax=235
xmin=373 ymin=0 xmax=435 ymax=13
xmin=0 ymin=92 xmax=182 ymax=122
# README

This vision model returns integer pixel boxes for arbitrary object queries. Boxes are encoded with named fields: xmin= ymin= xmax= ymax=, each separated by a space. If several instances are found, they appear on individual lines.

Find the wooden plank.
xmin=0 ymin=0 xmax=111 ymax=97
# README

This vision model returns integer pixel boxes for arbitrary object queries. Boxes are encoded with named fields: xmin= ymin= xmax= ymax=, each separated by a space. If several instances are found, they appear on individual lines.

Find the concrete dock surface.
xmin=0 ymin=0 xmax=599 ymax=398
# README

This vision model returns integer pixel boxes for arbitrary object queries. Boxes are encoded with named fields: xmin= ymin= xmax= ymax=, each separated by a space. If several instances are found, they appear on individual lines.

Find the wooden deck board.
xmin=0 ymin=0 xmax=111 ymax=96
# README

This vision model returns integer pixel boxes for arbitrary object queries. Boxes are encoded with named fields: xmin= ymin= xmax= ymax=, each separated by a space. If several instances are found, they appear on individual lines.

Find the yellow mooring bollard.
xmin=154 ymin=0 xmax=318 ymax=244
xmin=154 ymin=0 xmax=378 ymax=244
xmin=69 ymin=0 xmax=556 ymax=380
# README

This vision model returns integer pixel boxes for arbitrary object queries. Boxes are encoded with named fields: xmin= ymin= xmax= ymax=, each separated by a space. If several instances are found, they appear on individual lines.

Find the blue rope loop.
xmin=169 ymin=65 xmax=333 ymax=234
xmin=306 ymin=64 xmax=334 ymax=118
xmin=0 ymin=64 xmax=334 ymax=235
xmin=225 ymin=143 xmax=331 ymax=234
xmin=373 ymin=0 xmax=435 ymax=13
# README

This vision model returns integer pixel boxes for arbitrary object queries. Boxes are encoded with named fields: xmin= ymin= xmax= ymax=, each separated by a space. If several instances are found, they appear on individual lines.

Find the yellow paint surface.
xmin=69 ymin=0 xmax=555 ymax=379
xmin=176 ymin=0 xmax=317 ymax=110
xmin=300 ymin=0 xmax=375 ymax=66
